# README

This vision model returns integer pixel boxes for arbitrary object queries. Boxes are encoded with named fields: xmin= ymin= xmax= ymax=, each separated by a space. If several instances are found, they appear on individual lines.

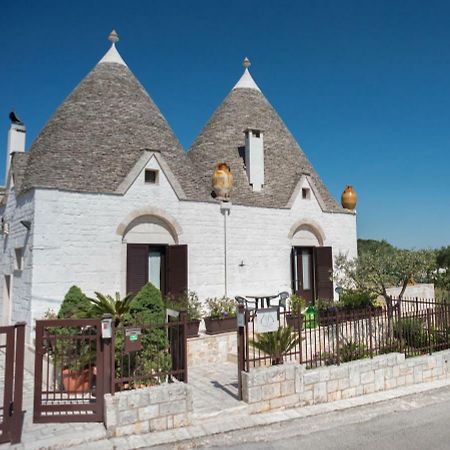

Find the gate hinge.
xmin=9 ymin=401 xmax=14 ymax=416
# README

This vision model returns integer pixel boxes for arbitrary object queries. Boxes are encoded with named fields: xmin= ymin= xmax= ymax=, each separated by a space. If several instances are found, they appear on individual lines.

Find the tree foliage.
xmin=335 ymin=248 xmax=435 ymax=302
xmin=58 ymin=286 xmax=92 ymax=319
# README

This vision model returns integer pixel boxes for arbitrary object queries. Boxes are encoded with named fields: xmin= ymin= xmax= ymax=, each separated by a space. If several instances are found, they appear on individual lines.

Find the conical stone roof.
xmin=20 ymin=42 xmax=202 ymax=198
xmin=188 ymin=67 xmax=343 ymax=211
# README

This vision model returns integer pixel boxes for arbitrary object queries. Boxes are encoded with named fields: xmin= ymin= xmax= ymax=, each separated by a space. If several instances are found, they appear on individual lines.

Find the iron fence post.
xmin=179 ymin=310 xmax=188 ymax=383
xmin=336 ymin=311 xmax=340 ymax=365
xmin=237 ymin=303 xmax=245 ymax=400
xmin=427 ymin=308 xmax=432 ymax=355
xmin=102 ymin=314 xmax=114 ymax=397
xmin=368 ymin=307 xmax=373 ymax=359
xmin=10 ymin=322 xmax=25 ymax=444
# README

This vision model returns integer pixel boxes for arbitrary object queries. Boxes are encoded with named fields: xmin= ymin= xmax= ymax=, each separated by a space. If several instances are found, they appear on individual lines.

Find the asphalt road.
xmin=160 ymin=385 xmax=450 ymax=450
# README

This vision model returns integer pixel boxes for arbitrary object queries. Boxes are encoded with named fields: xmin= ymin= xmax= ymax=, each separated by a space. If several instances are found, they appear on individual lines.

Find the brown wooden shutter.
xmin=291 ymin=247 xmax=297 ymax=293
xmin=126 ymin=244 xmax=148 ymax=296
xmin=165 ymin=245 xmax=188 ymax=297
xmin=314 ymin=246 xmax=333 ymax=300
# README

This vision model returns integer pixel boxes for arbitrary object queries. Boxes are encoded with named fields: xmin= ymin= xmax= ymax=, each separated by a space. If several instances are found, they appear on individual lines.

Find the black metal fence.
xmin=242 ymin=297 xmax=450 ymax=371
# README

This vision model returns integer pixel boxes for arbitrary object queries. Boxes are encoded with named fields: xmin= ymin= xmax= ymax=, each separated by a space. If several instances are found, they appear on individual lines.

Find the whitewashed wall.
xmin=0 ymin=188 xmax=35 ymax=339
xmin=28 ymin=155 xmax=356 ymax=329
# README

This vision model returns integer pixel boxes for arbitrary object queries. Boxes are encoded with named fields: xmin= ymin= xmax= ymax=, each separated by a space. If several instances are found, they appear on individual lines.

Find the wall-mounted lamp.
xmin=20 ymin=220 xmax=31 ymax=230
xmin=239 ymin=260 xmax=245 ymax=267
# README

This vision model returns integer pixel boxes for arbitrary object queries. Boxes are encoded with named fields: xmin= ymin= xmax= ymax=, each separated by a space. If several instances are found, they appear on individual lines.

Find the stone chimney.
xmin=244 ymin=128 xmax=264 ymax=192
xmin=5 ymin=111 xmax=26 ymax=184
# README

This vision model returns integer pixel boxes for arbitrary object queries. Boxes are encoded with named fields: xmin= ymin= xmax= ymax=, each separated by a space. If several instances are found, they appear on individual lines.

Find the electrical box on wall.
xmin=101 ymin=317 xmax=112 ymax=339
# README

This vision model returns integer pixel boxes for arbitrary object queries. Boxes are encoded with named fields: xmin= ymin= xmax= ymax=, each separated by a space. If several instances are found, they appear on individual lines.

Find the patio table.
xmin=245 ymin=294 xmax=279 ymax=309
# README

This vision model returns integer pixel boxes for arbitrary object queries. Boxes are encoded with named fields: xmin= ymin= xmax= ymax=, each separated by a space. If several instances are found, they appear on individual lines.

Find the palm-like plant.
xmin=250 ymin=326 xmax=301 ymax=365
xmin=88 ymin=292 xmax=135 ymax=325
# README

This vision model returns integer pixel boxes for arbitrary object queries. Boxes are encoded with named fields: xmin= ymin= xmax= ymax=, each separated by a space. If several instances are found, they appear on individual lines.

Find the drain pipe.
xmin=220 ymin=202 xmax=231 ymax=297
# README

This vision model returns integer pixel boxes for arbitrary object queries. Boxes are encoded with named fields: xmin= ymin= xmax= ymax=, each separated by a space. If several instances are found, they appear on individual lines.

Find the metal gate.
xmin=0 ymin=322 xmax=25 ymax=444
xmin=34 ymin=319 xmax=104 ymax=423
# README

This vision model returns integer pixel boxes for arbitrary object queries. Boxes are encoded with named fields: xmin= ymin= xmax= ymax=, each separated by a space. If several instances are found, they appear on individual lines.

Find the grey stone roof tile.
xmin=187 ymin=87 xmax=344 ymax=212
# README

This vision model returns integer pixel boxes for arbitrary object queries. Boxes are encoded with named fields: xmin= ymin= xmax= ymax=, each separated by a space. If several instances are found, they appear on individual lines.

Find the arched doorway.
xmin=288 ymin=221 xmax=333 ymax=302
xmin=117 ymin=211 xmax=187 ymax=297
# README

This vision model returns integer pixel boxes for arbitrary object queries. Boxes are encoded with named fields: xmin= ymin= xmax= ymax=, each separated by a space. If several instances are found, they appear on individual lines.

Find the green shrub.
xmin=125 ymin=283 xmax=165 ymax=325
xmin=58 ymin=286 xmax=92 ymax=319
xmin=205 ymin=297 xmax=236 ymax=320
xmin=119 ymin=283 xmax=170 ymax=387
xmin=315 ymin=298 xmax=335 ymax=315
xmin=393 ymin=318 xmax=428 ymax=349
xmin=339 ymin=290 xmax=375 ymax=310
xmin=340 ymin=340 xmax=368 ymax=362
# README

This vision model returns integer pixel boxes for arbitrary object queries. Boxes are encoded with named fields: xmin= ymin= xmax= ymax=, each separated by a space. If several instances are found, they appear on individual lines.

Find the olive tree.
xmin=335 ymin=248 xmax=435 ymax=336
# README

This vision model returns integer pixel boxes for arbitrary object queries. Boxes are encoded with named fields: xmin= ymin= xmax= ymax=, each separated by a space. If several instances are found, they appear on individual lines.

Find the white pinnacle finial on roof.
xmin=109 ymin=30 xmax=119 ymax=44
xmin=233 ymin=57 xmax=261 ymax=92
xmin=99 ymin=29 xmax=127 ymax=67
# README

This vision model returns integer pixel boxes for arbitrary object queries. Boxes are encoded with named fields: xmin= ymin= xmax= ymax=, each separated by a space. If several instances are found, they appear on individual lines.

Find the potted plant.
xmin=250 ymin=326 xmax=301 ymax=365
xmin=285 ymin=294 xmax=305 ymax=331
xmin=165 ymin=291 xmax=203 ymax=338
xmin=204 ymin=296 xmax=236 ymax=335
xmin=48 ymin=286 xmax=97 ymax=393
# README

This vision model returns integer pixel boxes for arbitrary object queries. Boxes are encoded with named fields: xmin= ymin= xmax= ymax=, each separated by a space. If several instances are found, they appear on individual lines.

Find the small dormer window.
xmin=145 ymin=169 xmax=159 ymax=184
xmin=302 ymin=188 xmax=311 ymax=200
xmin=15 ymin=248 xmax=23 ymax=271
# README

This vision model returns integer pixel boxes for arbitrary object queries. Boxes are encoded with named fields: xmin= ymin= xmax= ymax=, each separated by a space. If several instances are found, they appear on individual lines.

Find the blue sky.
xmin=1 ymin=0 xmax=449 ymax=249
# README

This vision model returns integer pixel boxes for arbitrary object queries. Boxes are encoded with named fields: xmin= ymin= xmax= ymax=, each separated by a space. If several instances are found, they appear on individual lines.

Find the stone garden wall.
xmin=242 ymin=350 xmax=450 ymax=413
xmin=188 ymin=331 xmax=237 ymax=366
xmin=104 ymin=382 xmax=192 ymax=437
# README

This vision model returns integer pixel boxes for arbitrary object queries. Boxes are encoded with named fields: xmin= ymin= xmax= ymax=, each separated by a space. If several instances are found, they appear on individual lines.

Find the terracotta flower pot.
xmin=186 ymin=320 xmax=201 ymax=338
xmin=62 ymin=368 xmax=92 ymax=393
xmin=341 ymin=185 xmax=357 ymax=210
xmin=212 ymin=163 xmax=233 ymax=201
xmin=204 ymin=316 xmax=236 ymax=335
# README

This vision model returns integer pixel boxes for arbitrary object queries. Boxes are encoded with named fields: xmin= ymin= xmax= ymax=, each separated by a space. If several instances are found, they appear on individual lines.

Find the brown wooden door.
xmin=165 ymin=245 xmax=188 ymax=297
xmin=314 ymin=246 xmax=333 ymax=300
xmin=296 ymin=247 xmax=314 ymax=303
xmin=126 ymin=244 xmax=149 ymax=296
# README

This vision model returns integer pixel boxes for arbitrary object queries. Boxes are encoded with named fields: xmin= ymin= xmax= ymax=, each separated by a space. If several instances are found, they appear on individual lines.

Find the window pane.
xmin=149 ymin=250 xmax=161 ymax=290
xmin=302 ymin=250 xmax=311 ymax=290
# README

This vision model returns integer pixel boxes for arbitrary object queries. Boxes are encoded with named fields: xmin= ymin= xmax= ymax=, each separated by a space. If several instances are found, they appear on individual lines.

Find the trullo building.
xmin=0 ymin=32 xmax=357 ymax=340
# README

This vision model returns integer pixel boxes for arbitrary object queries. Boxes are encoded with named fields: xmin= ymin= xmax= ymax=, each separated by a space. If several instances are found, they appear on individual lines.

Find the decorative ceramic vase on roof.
xmin=341 ymin=185 xmax=357 ymax=210
xmin=212 ymin=163 xmax=233 ymax=201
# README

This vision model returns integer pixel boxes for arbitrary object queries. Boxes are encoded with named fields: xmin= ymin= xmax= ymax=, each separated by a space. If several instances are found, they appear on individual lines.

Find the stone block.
xmin=138 ymin=404 xmax=159 ymax=421
xmin=319 ymin=369 xmax=331 ymax=382
xmin=127 ymin=390 xmax=150 ymax=409
xmin=397 ymin=375 xmax=406 ymax=386
xmin=159 ymin=399 xmax=187 ymax=416
xmin=173 ymin=413 xmax=190 ymax=428
xmin=150 ymin=416 xmax=168 ymax=432
xmin=299 ymin=389 xmax=313 ymax=403
xmin=374 ymin=369 xmax=384 ymax=391
xmin=245 ymin=386 xmax=262 ymax=403
xmin=327 ymin=390 xmax=342 ymax=402
xmin=269 ymin=394 xmax=299 ymax=410
xmin=114 ymin=421 xmax=149 ymax=437
xmin=405 ymin=374 xmax=414 ymax=385
xmin=422 ymin=369 xmax=433 ymax=381
xmin=360 ymin=371 xmax=375 ymax=384
xmin=385 ymin=378 xmax=397 ymax=390
xmin=303 ymin=370 xmax=320 ymax=385
xmin=330 ymin=366 xmax=348 ymax=380
xmin=414 ymin=367 xmax=423 ymax=383
xmin=262 ymin=383 xmax=281 ymax=400
xmin=341 ymin=387 xmax=356 ymax=399
xmin=327 ymin=379 xmax=339 ymax=393
xmin=348 ymin=368 xmax=360 ymax=387
xmin=338 ymin=378 xmax=350 ymax=391
xmin=281 ymin=380 xmax=296 ymax=396
xmin=363 ymin=383 xmax=375 ymax=395
xmin=118 ymin=408 xmax=138 ymax=425
xmin=149 ymin=386 xmax=170 ymax=404
xmin=313 ymin=382 xmax=327 ymax=403
xmin=104 ymin=406 xmax=117 ymax=428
